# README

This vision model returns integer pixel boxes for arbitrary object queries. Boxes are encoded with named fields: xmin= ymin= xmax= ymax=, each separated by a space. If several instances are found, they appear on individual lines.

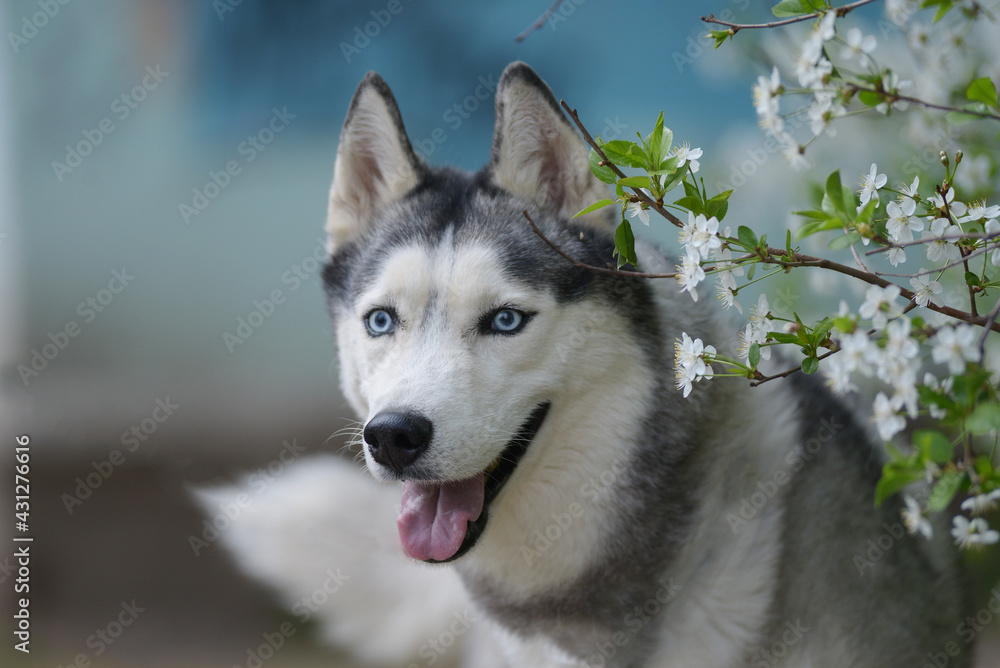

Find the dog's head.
xmin=322 ymin=63 xmax=643 ymax=563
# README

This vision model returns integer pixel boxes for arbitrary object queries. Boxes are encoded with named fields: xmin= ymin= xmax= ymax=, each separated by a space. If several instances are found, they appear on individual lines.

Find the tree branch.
xmin=701 ymin=0 xmax=880 ymax=35
xmin=515 ymin=0 xmax=567 ymax=42
xmin=523 ymin=210 xmax=679 ymax=279
xmin=846 ymin=85 xmax=1000 ymax=122
xmin=864 ymin=230 xmax=1000 ymax=254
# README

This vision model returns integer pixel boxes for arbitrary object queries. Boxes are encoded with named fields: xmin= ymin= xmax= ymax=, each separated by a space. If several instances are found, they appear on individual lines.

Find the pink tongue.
xmin=397 ymin=473 xmax=485 ymax=561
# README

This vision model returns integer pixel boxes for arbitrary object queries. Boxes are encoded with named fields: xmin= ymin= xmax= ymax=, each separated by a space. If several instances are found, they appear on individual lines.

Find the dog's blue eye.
xmin=365 ymin=309 xmax=395 ymax=336
xmin=490 ymin=309 xmax=525 ymax=334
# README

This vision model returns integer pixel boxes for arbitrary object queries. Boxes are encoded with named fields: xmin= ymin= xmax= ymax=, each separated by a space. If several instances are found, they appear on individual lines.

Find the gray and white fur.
xmin=200 ymin=62 xmax=971 ymax=667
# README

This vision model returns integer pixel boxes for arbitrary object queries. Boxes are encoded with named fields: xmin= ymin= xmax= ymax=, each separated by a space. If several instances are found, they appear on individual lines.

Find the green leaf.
xmin=875 ymin=468 xmax=925 ymax=507
xmin=613 ymin=219 xmax=637 ymax=269
xmin=801 ymin=357 xmax=819 ymax=374
xmin=840 ymin=185 xmax=856 ymax=220
xmin=794 ymin=209 xmax=829 ymax=220
xmin=705 ymin=190 xmax=733 ymax=220
xmin=823 ymin=169 xmax=841 ymax=200
xmin=601 ymin=140 xmax=648 ymax=169
xmin=927 ymin=470 xmax=965 ymax=512
xmin=967 ymin=402 xmax=1000 ymax=436
xmin=617 ymin=176 xmax=652 ymax=189
xmin=913 ymin=429 xmax=953 ymax=464
xmin=855 ymin=197 xmax=877 ymax=224
xmin=738 ymin=225 xmax=758 ymax=249
xmin=921 ymin=0 xmax=957 ymax=22
xmin=660 ymin=163 xmax=689 ymax=194
xmin=768 ymin=332 xmax=801 ymax=345
xmin=796 ymin=217 xmax=843 ymax=240
xmin=573 ymin=198 xmax=614 ymax=219
xmin=747 ymin=263 xmax=756 ymax=281
xmin=810 ymin=317 xmax=834 ymax=347
xmin=946 ymin=102 xmax=990 ymax=125
xmin=772 ymin=0 xmax=813 ymax=18
xmin=673 ymin=195 xmax=704 ymax=216
xmin=646 ymin=111 xmax=668 ymax=165
xmin=588 ymin=149 xmax=617 ymax=184
xmin=749 ymin=343 xmax=761 ymax=368
xmin=683 ymin=180 xmax=701 ymax=199
xmin=828 ymin=232 xmax=861 ymax=251
xmin=709 ymin=29 xmax=732 ymax=49
xmin=964 ymin=271 xmax=982 ymax=287
xmin=833 ymin=315 xmax=854 ymax=332
xmin=966 ymin=77 xmax=998 ymax=108
xmin=858 ymin=90 xmax=884 ymax=107
xmin=649 ymin=155 xmax=680 ymax=176
xmin=822 ymin=173 xmax=856 ymax=220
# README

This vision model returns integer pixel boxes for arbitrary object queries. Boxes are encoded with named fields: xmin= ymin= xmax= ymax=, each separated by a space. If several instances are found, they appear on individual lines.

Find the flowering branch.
xmin=701 ymin=0 xmax=880 ymax=35
xmin=559 ymin=102 xmax=1000 ymax=334
xmin=688 ymin=0 xmax=1000 ymax=552
xmin=559 ymin=100 xmax=685 ymax=229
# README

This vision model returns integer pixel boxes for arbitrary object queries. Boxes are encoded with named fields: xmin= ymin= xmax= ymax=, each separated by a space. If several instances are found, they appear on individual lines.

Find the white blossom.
xmin=961 ymin=490 xmax=1000 ymax=515
xmin=930 ymin=324 xmax=981 ymax=374
xmin=902 ymin=495 xmax=933 ymax=540
xmin=872 ymin=391 xmax=906 ymax=441
xmin=986 ymin=219 xmax=1000 ymax=267
xmin=682 ymin=213 xmax=722 ymax=259
xmin=859 ymin=163 xmax=888 ymax=208
xmin=923 ymin=217 xmax=962 ymax=264
xmin=909 ymin=275 xmax=943 ymax=307
xmin=858 ymin=284 xmax=902 ymax=330
xmin=952 ymin=516 xmax=1000 ymax=549
xmin=627 ymin=201 xmax=650 ymax=226
xmin=825 ymin=353 xmax=858 ymax=395
xmin=674 ymin=333 xmax=716 ymax=398
xmin=676 ymin=247 xmax=705 ymax=302
xmin=673 ymin=144 xmax=703 ymax=174
xmin=840 ymin=28 xmax=876 ymax=67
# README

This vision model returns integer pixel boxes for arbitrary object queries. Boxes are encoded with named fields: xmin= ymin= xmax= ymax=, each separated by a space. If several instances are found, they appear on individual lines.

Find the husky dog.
xmin=203 ymin=63 xmax=971 ymax=667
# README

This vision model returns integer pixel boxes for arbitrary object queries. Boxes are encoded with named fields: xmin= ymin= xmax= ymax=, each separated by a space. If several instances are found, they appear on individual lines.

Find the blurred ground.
xmin=2 ymin=445 xmax=998 ymax=668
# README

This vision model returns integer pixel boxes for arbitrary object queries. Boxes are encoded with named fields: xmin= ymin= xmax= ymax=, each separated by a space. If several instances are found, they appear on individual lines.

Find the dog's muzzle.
xmin=364 ymin=402 xmax=551 ymax=563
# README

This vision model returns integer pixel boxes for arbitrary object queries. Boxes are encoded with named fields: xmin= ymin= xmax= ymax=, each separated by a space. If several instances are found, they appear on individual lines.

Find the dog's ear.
xmin=488 ymin=62 xmax=613 ymax=232
xmin=326 ymin=72 xmax=423 ymax=252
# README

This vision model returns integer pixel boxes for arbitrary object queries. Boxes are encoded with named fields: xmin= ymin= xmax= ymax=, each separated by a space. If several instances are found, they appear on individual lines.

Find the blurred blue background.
xmin=3 ymin=0 xmax=771 ymax=453
xmin=2 ymin=1 xmax=997 ymax=666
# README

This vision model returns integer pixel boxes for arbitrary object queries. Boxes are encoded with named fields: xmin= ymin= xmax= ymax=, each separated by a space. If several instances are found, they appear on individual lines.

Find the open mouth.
xmin=397 ymin=402 xmax=551 ymax=563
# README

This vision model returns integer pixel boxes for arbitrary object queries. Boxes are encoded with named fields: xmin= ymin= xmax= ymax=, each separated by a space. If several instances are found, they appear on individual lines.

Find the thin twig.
xmin=523 ymin=211 xmax=679 ymax=279
xmin=850 ymin=244 xmax=871 ymax=273
xmin=701 ymin=0 xmax=879 ymax=35
xmin=875 ymin=245 xmax=991 ymax=278
xmin=864 ymin=230 xmax=999 ymax=254
xmin=977 ymin=298 xmax=1000 ymax=357
xmin=749 ymin=348 xmax=838 ymax=387
xmin=938 ymin=185 xmax=981 ymax=318
xmin=847 ymin=85 xmax=1000 ymax=122
xmin=515 ymin=0 xmax=567 ymax=42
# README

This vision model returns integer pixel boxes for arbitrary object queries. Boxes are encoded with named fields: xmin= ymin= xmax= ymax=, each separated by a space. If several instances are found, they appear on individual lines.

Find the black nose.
xmin=363 ymin=412 xmax=433 ymax=474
